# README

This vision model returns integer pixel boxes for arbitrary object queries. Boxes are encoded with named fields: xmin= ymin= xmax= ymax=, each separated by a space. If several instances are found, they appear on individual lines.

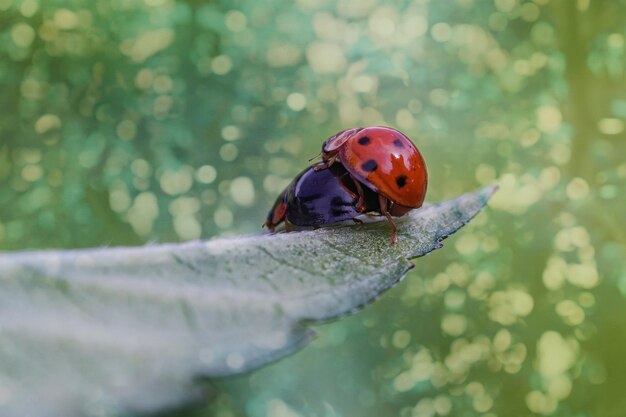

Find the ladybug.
xmin=315 ymin=126 xmax=428 ymax=244
xmin=264 ymin=162 xmax=379 ymax=231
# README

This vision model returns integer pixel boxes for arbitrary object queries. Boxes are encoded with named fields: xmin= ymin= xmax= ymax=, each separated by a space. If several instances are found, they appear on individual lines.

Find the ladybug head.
xmin=321 ymin=127 xmax=363 ymax=159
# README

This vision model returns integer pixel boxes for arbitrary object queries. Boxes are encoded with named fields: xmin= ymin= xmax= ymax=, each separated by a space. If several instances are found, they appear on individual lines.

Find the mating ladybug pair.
xmin=264 ymin=126 xmax=428 ymax=244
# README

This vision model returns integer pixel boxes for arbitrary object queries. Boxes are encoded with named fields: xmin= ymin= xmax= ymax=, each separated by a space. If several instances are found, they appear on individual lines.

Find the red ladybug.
xmin=315 ymin=126 xmax=428 ymax=244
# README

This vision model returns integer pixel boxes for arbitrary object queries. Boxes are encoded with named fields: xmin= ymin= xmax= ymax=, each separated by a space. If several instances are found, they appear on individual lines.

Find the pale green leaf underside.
xmin=0 ymin=186 xmax=496 ymax=417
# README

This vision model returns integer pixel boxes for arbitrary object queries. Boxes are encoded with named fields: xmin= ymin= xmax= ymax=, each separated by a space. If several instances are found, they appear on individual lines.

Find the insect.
xmin=264 ymin=162 xmax=379 ymax=232
xmin=315 ymin=126 xmax=428 ymax=244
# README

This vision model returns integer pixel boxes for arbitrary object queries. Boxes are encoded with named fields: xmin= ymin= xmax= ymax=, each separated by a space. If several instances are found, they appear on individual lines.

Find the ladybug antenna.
xmin=308 ymin=151 xmax=322 ymax=162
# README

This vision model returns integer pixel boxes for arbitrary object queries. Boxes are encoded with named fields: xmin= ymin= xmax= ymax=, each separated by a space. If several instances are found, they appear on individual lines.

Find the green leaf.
xmin=0 ymin=186 xmax=496 ymax=417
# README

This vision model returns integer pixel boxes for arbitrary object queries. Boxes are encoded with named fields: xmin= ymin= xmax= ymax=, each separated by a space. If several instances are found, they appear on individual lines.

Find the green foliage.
xmin=1 ymin=0 xmax=626 ymax=416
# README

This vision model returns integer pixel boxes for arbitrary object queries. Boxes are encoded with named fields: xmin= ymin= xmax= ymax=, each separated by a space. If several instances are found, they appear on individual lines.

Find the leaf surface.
xmin=0 ymin=186 xmax=496 ymax=417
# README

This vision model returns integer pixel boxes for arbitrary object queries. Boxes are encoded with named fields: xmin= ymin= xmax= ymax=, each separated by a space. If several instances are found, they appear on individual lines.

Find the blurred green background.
xmin=1 ymin=0 xmax=626 ymax=416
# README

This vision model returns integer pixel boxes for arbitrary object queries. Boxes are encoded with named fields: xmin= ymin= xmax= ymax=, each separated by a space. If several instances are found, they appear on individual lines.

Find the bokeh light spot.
xmin=225 ymin=10 xmax=247 ymax=32
xmin=566 ymin=177 xmax=589 ymax=200
xmin=598 ymin=118 xmax=624 ymax=135
xmin=34 ymin=115 xmax=62 ymax=134
xmin=212 ymin=55 xmax=233 ymax=75
xmin=392 ymin=330 xmax=411 ymax=349
xmin=214 ymin=207 xmax=233 ymax=229
xmin=306 ymin=42 xmax=346 ymax=73
xmin=121 ymin=28 xmax=174 ymax=63
xmin=54 ymin=9 xmax=79 ymax=30
xmin=160 ymin=167 xmax=194 ymax=195
xmin=286 ymin=93 xmax=307 ymax=111
xmin=221 ymin=125 xmax=241 ymax=141
xmin=196 ymin=165 xmax=217 ymax=184
xmin=11 ymin=23 xmax=35 ymax=47
xmin=219 ymin=143 xmax=238 ymax=161
xmin=431 ymin=22 xmax=452 ymax=42
xmin=229 ymin=176 xmax=255 ymax=206
xmin=536 ymin=105 xmax=562 ymax=133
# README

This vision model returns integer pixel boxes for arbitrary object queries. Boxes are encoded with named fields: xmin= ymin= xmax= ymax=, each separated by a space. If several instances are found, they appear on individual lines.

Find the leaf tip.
xmin=485 ymin=183 xmax=499 ymax=197
xmin=477 ymin=184 xmax=499 ymax=206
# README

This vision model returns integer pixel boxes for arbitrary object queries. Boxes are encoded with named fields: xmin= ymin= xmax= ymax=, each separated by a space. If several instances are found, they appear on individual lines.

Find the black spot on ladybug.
xmin=299 ymin=193 xmax=324 ymax=203
xmin=396 ymin=175 xmax=408 ymax=188
xmin=393 ymin=139 xmax=404 ymax=148
xmin=331 ymin=196 xmax=355 ymax=208
xmin=358 ymin=136 xmax=371 ymax=145
xmin=361 ymin=160 xmax=378 ymax=172
xmin=332 ymin=208 xmax=350 ymax=216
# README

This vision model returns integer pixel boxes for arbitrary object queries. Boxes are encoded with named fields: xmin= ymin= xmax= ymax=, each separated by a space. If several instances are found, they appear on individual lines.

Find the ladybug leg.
xmin=378 ymin=195 xmax=397 ymax=245
xmin=351 ymin=175 xmax=368 ymax=212
xmin=312 ymin=154 xmax=338 ymax=171
xmin=338 ymin=172 xmax=359 ymax=199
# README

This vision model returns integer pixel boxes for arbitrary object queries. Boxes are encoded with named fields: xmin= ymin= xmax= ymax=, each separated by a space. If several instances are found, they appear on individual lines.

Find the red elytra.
xmin=316 ymin=126 xmax=428 ymax=243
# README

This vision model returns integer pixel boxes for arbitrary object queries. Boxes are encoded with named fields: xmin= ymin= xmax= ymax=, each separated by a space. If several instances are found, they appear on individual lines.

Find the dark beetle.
xmin=264 ymin=162 xmax=379 ymax=231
